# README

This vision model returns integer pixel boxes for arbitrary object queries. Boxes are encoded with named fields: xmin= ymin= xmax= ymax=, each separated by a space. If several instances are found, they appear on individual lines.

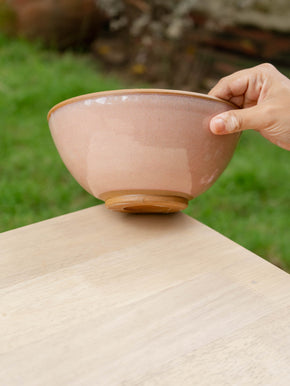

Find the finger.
xmin=210 ymin=105 xmax=268 ymax=135
xmin=209 ymin=67 xmax=264 ymax=108
xmin=209 ymin=70 xmax=250 ymax=101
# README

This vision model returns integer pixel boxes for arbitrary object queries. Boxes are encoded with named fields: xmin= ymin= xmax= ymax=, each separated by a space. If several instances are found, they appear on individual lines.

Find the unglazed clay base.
xmin=99 ymin=190 xmax=192 ymax=213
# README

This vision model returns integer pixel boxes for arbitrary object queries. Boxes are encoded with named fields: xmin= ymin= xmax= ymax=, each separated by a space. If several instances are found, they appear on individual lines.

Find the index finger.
xmin=208 ymin=67 xmax=263 ymax=108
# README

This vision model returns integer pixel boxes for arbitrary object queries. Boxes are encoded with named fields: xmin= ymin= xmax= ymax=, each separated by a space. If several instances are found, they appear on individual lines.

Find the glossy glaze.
xmin=48 ymin=90 xmax=240 ymax=211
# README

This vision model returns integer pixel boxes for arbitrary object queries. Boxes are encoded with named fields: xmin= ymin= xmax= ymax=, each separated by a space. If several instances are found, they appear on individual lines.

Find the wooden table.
xmin=0 ymin=205 xmax=290 ymax=385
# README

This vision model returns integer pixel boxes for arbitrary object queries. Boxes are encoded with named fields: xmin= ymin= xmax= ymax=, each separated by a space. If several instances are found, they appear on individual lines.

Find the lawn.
xmin=0 ymin=35 xmax=289 ymax=271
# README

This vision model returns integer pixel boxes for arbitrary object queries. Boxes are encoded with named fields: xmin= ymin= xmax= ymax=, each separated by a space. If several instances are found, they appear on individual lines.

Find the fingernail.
xmin=210 ymin=117 xmax=226 ymax=134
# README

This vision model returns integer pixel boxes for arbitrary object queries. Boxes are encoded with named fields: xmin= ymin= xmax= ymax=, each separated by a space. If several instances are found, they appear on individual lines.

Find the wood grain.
xmin=0 ymin=205 xmax=289 ymax=385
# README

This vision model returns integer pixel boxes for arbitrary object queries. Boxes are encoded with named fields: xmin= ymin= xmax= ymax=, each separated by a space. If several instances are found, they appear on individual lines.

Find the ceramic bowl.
xmin=48 ymin=89 xmax=240 ymax=213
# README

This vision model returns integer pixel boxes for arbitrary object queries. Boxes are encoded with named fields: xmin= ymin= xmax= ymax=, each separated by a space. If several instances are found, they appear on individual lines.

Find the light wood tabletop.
xmin=0 ymin=205 xmax=289 ymax=385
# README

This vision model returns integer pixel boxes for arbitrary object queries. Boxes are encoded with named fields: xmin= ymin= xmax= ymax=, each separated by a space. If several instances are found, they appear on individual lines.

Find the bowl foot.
xmin=102 ymin=191 xmax=189 ymax=213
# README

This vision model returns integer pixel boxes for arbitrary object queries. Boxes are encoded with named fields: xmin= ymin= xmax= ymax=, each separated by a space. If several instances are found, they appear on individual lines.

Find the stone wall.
xmin=93 ymin=0 xmax=290 ymax=90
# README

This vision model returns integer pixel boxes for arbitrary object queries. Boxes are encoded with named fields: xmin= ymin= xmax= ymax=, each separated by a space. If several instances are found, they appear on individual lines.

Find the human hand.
xmin=209 ymin=63 xmax=290 ymax=150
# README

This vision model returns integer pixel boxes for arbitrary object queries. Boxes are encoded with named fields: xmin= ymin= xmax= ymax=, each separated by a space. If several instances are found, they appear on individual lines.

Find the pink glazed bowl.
xmin=48 ymin=89 xmax=240 ymax=213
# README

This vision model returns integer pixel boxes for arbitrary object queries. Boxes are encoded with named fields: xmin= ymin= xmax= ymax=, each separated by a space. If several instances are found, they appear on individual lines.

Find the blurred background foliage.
xmin=1 ymin=0 xmax=290 ymax=89
xmin=0 ymin=0 xmax=289 ymax=270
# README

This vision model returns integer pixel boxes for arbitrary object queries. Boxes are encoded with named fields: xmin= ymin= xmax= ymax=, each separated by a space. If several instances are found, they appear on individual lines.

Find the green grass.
xmin=185 ymin=132 xmax=290 ymax=270
xmin=0 ymin=34 xmax=124 ymax=230
xmin=0 ymin=35 xmax=289 ymax=271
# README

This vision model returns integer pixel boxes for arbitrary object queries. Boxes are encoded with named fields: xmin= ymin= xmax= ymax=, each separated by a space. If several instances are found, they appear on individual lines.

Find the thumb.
xmin=210 ymin=105 xmax=265 ymax=135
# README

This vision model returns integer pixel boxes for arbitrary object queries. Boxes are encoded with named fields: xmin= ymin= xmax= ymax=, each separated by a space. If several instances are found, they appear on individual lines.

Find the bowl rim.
xmin=47 ymin=88 xmax=237 ymax=120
